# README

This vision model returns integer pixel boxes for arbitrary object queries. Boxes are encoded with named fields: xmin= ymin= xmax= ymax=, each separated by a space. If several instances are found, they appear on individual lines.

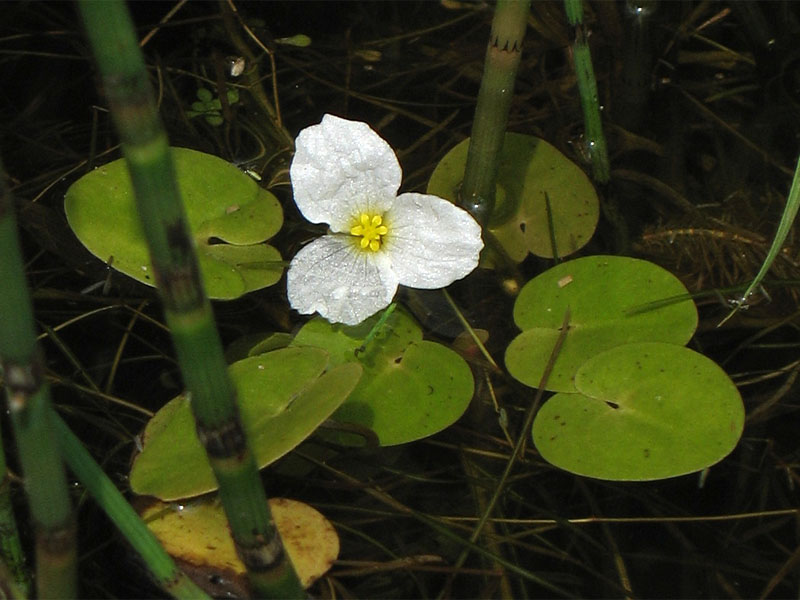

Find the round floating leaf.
xmin=505 ymin=255 xmax=697 ymax=392
xmin=140 ymin=496 xmax=338 ymax=591
xmin=427 ymin=133 xmax=598 ymax=260
xmin=130 ymin=347 xmax=362 ymax=500
xmin=64 ymin=147 xmax=284 ymax=299
xmin=292 ymin=311 xmax=474 ymax=446
xmin=532 ymin=342 xmax=744 ymax=481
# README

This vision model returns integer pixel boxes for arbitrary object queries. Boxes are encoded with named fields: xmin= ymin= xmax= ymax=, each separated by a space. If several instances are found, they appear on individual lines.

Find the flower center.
xmin=350 ymin=213 xmax=388 ymax=252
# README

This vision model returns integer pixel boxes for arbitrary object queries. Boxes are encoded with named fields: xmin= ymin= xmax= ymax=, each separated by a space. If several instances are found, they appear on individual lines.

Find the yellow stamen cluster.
xmin=350 ymin=213 xmax=388 ymax=251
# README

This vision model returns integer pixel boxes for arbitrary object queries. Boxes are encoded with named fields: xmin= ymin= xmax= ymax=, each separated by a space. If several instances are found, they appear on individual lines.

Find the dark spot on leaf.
xmin=427 ymin=385 xmax=434 ymax=395
xmin=519 ymin=222 xmax=526 ymax=233
xmin=605 ymin=401 xmax=619 ymax=409
xmin=643 ymin=448 xmax=650 ymax=458
xmin=394 ymin=356 xmax=402 ymax=364
xmin=553 ymin=414 xmax=560 ymax=420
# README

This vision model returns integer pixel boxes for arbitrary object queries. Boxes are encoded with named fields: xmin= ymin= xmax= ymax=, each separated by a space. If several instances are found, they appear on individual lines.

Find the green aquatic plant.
xmin=65 ymin=147 xmax=284 ymax=300
xmin=77 ymin=0 xmax=303 ymax=596
xmin=54 ymin=414 xmax=209 ymax=598
xmin=130 ymin=348 xmax=361 ymax=501
xmin=532 ymin=342 xmax=744 ymax=480
xmin=460 ymin=0 xmax=531 ymax=223
xmin=505 ymin=255 xmax=744 ymax=480
xmin=0 ymin=157 xmax=76 ymax=598
xmin=0 ymin=423 xmax=27 ymax=597
xmin=722 ymin=151 xmax=800 ymax=323
xmin=429 ymin=132 xmax=599 ymax=262
xmin=5 ymin=1 xmax=784 ymax=595
xmin=186 ymin=87 xmax=240 ymax=127
xmin=130 ymin=307 xmax=476 ymax=499
xmin=505 ymin=255 xmax=698 ymax=391
xmin=564 ymin=0 xmax=610 ymax=182
xmin=286 ymin=114 xmax=484 ymax=325
xmin=292 ymin=309 xmax=475 ymax=446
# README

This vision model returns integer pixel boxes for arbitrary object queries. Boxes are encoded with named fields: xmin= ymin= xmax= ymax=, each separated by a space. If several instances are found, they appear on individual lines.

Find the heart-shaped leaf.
xmin=130 ymin=347 xmax=362 ymax=500
xmin=427 ymin=133 xmax=599 ymax=260
xmin=506 ymin=255 xmax=697 ymax=391
xmin=532 ymin=342 xmax=744 ymax=480
xmin=292 ymin=310 xmax=474 ymax=446
xmin=65 ymin=147 xmax=284 ymax=299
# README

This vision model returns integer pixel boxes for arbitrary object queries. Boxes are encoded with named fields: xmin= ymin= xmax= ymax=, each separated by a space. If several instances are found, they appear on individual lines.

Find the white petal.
xmin=290 ymin=115 xmax=401 ymax=231
xmin=287 ymin=234 xmax=399 ymax=326
xmin=384 ymin=193 xmax=483 ymax=289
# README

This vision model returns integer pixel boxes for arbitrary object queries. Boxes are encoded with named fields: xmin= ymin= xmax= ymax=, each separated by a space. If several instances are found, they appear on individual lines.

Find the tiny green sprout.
xmin=196 ymin=87 xmax=212 ymax=103
xmin=275 ymin=34 xmax=311 ymax=47
xmin=186 ymin=87 xmax=240 ymax=126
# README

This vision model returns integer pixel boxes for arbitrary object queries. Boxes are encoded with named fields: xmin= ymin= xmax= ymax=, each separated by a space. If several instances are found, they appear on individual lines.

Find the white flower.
xmin=287 ymin=114 xmax=484 ymax=326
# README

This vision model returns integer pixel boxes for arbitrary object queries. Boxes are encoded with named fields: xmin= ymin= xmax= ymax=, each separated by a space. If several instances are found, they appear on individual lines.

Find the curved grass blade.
xmin=720 ymin=153 xmax=800 ymax=325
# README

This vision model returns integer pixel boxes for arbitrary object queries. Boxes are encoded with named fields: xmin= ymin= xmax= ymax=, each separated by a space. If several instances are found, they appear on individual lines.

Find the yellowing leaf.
xmin=140 ymin=496 xmax=339 ymax=590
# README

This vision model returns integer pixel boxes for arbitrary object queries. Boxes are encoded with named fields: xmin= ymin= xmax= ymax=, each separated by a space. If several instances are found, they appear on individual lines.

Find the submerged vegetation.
xmin=2 ymin=1 xmax=800 ymax=597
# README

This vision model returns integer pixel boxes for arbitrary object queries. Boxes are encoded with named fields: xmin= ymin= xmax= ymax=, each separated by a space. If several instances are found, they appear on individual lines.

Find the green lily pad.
xmin=130 ymin=347 xmax=362 ymax=500
xmin=224 ymin=332 xmax=294 ymax=364
xmin=292 ymin=310 xmax=474 ymax=446
xmin=64 ymin=147 xmax=284 ymax=299
xmin=427 ymin=133 xmax=598 ymax=260
xmin=505 ymin=255 xmax=698 ymax=392
xmin=532 ymin=342 xmax=744 ymax=480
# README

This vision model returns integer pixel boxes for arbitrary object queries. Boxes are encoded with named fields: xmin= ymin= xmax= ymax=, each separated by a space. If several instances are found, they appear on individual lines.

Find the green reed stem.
xmin=460 ymin=0 xmax=530 ymax=225
xmin=355 ymin=302 xmax=397 ymax=355
xmin=0 ymin=423 xmax=30 ymax=597
xmin=0 ymin=157 xmax=77 ymax=598
xmin=564 ymin=0 xmax=610 ymax=183
xmin=53 ymin=414 xmax=210 ymax=599
xmin=77 ymin=2 xmax=303 ymax=597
